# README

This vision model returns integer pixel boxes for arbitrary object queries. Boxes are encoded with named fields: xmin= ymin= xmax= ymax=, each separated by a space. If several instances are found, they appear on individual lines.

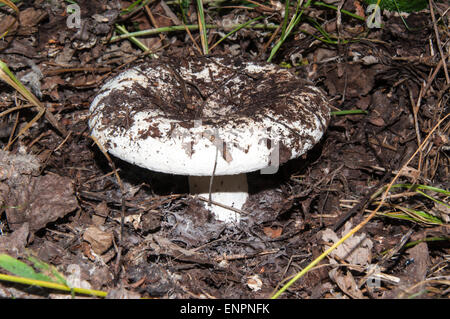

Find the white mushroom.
xmin=89 ymin=56 xmax=330 ymax=223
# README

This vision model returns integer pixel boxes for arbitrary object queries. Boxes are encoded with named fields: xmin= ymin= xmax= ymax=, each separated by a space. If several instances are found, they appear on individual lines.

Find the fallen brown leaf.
xmin=263 ymin=225 xmax=283 ymax=239
xmin=5 ymin=173 xmax=78 ymax=232
xmin=83 ymin=225 xmax=114 ymax=255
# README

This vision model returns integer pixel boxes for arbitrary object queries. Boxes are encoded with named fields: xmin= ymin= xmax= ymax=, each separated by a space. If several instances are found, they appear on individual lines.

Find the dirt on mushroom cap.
xmin=89 ymin=55 xmax=331 ymax=175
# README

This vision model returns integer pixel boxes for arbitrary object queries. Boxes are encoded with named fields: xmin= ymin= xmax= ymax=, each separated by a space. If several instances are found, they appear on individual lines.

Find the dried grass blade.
xmin=0 ymin=0 xmax=19 ymax=40
xmin=0 ymin=60 xmax=67 ymax=149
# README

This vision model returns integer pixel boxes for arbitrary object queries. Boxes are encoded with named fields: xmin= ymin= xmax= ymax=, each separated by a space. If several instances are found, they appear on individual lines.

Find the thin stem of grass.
xmin=271 ymin=113 xmax=450 ymax=298
xmin=121 ymin=0 xmax=152 ymax=15
xmin=312 ymin=1 xmax=365 ymax=21
xmin=306 ymin=16 xmax=332 ymax=42
xmin=210 ymin=16 xmax=263 ymax=51
xmin=369 ymin=183 xmax=449 ymax=224
xmin=415 ymin=189 xmax=450 ymax=209
xmin=0 ymin=0 xmax=19 ymax=39
xmin=0 ymin=273 xmax=108 ymax=297
xmin=109 ymin=23 xmax=278 ymax=43
xmin=281 ymin=0 xmax=291 ymax=36
xmin=387 ymin=183 xmax=450 ymax=196
xmin=389 ymin=205 xmax=444 ymax=225
xmin=115 ymin=24 xmax=154 ymax=55
xmin=331 ymin=109 xmax=368 ymax=116
xmin=380 ymin=236 xmax=449 ymax=256
xmin=268 ymin=0 xmax=312 ymax=62
xmin=404 ymin=236 xmax=449 ymax=249
xmin=0 ymin=0 xmax=20 ymax=7
xmin=196 ymin=0 xmax=209 ymax=54
xmin=0 ymin=60 xmax=67 ymax=148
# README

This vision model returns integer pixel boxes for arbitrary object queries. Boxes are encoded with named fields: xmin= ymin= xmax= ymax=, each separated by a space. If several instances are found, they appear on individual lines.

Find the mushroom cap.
xmin=89 ymin=56 xmax=330 ymax=176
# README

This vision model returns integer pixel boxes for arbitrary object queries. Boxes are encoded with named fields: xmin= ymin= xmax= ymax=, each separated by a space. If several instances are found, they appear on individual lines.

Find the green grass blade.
xmin=0 ymin=254 xmax=108 ymax=297
xmin=210 ymin=16 xmax=263 ymax=51
xmin=0 ymin=60 xmax=36 ymax=103
xmin=415 ymin=185 xmax=450 ymax=196
xmin=179 ymin=0 xmax=191 ymax=24
xmin=377 ymin=211 xmax=420 ymax=222
xmin=196 ymin=0 xmax=209 ymax=54
xmin=313 ymin=1 xmax=365 ymax=21
xmin=281 ymin=0 xmax=291 ymax=36
xmin=0 ymin=0 xmax=21 ymax=7
xmin=268 ymin=0 xmax=312 ymax=62
xmin=109 ymin=23 xmax=278 ymax=43
xmin=0 ymin=0 xmax=19 ymax=39
xmin=115 ymin=24 xmax=154 ymax=56
xmin=382 ymin=183 xmax=450 ymax=196
xmin=363 ymin=0 xmax=428 ymax=12
xmin=404 ymin=236 xmax=449 ymax=248
xmin=331 ymin=109 xmax=369 ymax=116
xmin=0 ymin=60 xmax=49 ymax=149
xmin=373 ymin=183 xmax=448 ymax=225
xmin=0 ymin=254 xmax=53 ymax=283
xmin=0 ymin=273 xmax=108 ymax=297
xmin=395 ymin=207 xmax=444 ymax=225
xmin=415 ymin=189 xmax=450 ymax=209
xmin=306 ymin=17 xmax=332 ymax=42
xmin=27 ymin=256 xmax=68 ymax=286
xmin=121 ymin=0 xmax=152 ymax=15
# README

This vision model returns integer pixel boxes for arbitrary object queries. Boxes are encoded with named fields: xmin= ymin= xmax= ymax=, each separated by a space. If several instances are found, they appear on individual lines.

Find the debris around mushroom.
xmin=89 ymin=56 xmax=330 ymax=222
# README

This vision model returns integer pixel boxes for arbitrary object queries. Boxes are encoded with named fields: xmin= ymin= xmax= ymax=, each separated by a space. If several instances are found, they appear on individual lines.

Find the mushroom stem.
xmin=188 ymin=174 xmax=249 ymax=223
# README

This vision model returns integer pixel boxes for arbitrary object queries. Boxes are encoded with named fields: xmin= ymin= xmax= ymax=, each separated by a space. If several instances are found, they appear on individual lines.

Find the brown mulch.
xmin=0 ymin=1 xmax=448 ymax=299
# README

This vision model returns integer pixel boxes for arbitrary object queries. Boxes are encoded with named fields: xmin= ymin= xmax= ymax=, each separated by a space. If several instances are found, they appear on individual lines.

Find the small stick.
xmin=208 ymin=146 xmax=219 ymax=205
xmin=196 ymin=195 xmax=248 ymax=215
xmin=429 ymin=0 xmax=449 ymax=84
xmin=144 ymin=4 xmax=165 ymax=43
xmin=215 ymin=248 xmax=280 ymax=262
xmin=89 ymin=135 xmax=125 ymax=277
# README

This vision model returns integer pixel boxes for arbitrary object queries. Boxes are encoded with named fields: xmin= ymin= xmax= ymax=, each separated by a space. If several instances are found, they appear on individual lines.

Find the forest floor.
xmin=0 ymin=0 xmax=448 ymax=299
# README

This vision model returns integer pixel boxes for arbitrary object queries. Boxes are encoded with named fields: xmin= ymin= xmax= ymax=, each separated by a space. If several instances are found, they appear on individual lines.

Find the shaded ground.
xmin=0 ymin=1 xmax=449 ymax=299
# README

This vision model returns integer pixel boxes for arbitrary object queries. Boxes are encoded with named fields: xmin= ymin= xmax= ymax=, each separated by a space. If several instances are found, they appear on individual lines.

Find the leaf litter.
xmin=0 ymin=0 xmax=448 ymax=299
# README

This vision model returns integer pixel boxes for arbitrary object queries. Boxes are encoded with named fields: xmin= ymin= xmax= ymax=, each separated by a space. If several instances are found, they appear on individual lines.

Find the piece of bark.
xmin=5 ymin=174 xmax=78 ymax=232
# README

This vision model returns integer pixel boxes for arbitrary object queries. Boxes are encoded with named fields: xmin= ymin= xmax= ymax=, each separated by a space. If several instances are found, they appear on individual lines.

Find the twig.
xmin=407 ymin=83 xmax=424 ymax=178
xmin=196 ymin=195 xmax=249 ymax=215
xmin=215 ymin=248 xmax=280 ymax=262
xmin=429 ymin=0 xmax=449 ymax=84
xmin=109 ymin=24 xmax=277 ymax=43
xmin=196 ymin=0 xmax=209 ymax=54
xmin=423 ymin=53 xmax=449 ymax=95
xmin=144 ymin=4 xmax=165 ymax=43
xmin=271 ymin=113 xmax=450 ymax=298
xmin=183 ymin=23 xmax=203 ymax=54
xmin=88 ymin=135 xmax=125 ymax=277
xmin=208 ymin=146 xmax=219 ymax=204
xmin=333 ymin=169 xmax=391 ymax=232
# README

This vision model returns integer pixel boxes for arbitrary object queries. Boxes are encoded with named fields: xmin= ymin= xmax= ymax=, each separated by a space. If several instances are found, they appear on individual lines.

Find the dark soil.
xmin=0 ymin=1 xmax=448 ymax=299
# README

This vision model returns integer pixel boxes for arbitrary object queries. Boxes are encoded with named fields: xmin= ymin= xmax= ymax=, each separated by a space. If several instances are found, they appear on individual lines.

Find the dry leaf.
xmin=321 ymin=222 xmax=373 ymax=266
xmin=83 ymin=226 xmax=114 ymax=255
xmin=5 ymin=174 xmax=78 ymax=232
xmin=398 ymin=165 xmax=420 ymax=180
xmin=368 ymin=116 xmax=386 ymax=127
xmin=246 ymin=274 xmax=263 ymax=292
xmin=263 ymin=225 xmax=283 ymax=239
xmin=329 ymin=268 xmax=365 ymax=299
